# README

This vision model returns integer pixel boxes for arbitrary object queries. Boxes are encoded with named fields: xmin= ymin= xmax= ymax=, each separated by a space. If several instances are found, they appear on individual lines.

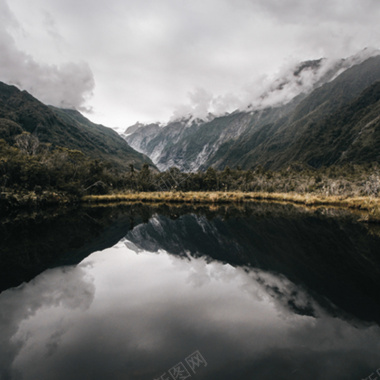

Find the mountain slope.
xmin=125 ymin=54 xmax=380 ymax=171
xmin=211 ymin=55 xmax=380 ymax=170
xmin=123 ymin=58 xmax=330 ymax=171
xmin=0 ymin=82 xmax=153 ymax=170
xmin=123 ymin=56 xmax=346 ymax=170
xmin=283 ymin=80 xmax=380 ymax=167
xmin=124 ymin=103 xmax=299 ymax=171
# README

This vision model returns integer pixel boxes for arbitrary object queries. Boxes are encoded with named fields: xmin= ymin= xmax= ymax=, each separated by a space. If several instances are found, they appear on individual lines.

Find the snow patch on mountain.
xmin=122 ymin=49 xmax=380 ymax=172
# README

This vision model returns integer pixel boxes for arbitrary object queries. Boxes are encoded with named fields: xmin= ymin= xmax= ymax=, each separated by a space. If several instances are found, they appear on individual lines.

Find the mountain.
xmin=213 ymin=55 xmax=380 ymax=170
xmin=123 ymin=118 xmax=214 ymax=170
xmin=264 ymin=80 xmax=380 ymax=168
xmin=125 ymin=204 xmax=380 ymax=324
xmin=124 ymin=52 xmax=380 ymax=171
xmin=0 ymin=82 xmax=153 ymax=170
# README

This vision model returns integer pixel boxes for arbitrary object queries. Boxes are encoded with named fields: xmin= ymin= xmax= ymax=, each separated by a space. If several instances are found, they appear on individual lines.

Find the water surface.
xmin=1 ymin=203 xmax=380 ymax=380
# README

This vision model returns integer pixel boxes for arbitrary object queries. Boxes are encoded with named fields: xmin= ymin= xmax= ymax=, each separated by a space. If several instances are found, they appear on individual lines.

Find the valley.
xmin=1 ymin=51 xmax=379 ymax=224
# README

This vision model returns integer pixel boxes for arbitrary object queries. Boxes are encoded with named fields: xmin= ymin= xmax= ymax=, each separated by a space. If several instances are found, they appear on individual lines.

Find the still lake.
xmin=1 ymin=203 xmax=380 ymax=380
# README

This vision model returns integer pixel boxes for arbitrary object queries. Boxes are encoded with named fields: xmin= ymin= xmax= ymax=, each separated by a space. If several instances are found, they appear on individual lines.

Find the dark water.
xmin=1 ymin=203 xmax=380 ymax=380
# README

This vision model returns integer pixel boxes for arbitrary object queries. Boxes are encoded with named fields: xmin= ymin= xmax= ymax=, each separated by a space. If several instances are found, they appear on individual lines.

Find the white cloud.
xmin=0 ymin=0 xmax=94 ymax=110
xmin=2 ymin=0 xmax=380 ymax=128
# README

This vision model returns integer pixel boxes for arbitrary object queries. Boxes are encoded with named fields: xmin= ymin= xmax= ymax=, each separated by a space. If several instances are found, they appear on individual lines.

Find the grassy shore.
xmin=82 ymin=191 xmax=380 ymax=222
xmin=3 ymin=190 xmax=379 ymax=222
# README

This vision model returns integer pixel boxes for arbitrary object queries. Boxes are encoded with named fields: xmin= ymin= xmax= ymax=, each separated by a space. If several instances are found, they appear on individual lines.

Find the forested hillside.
xmin=0 ymin=82 xmax=153 ymax=171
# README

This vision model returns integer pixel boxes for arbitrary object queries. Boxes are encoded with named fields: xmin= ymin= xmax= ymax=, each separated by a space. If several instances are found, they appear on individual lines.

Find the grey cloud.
xmin=170 ymin=47 xmax=380 ymax=122
xmin=0 ymin=265 xmax=95 ymax=380
xmin=0 ymin=0 xmax=94 ymax=110
xmin=249 ymin=0 xmax=380 ymax=24
xmin=3 ymin=0 xmax=380 ymax=126
xmin=42 ymin=10 xmax=66 ymax=47
xmin=171 ymin=88 xmax=215 ymax=121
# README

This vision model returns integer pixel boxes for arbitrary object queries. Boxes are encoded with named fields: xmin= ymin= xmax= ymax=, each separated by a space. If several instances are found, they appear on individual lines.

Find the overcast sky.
xmin=1 ymin=0 xmax=380 ymax=131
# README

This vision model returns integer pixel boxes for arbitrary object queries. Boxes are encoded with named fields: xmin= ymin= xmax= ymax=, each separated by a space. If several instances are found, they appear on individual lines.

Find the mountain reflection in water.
xmin=0 ymin=203 xmax=380 ymax=380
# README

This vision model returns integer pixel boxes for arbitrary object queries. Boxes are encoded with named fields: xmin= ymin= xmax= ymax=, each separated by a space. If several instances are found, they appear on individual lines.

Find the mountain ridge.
xmin=0 ymin=82 xmax=154 ymax=171
xmin=124 ymin=54 xmax=380 ymax=171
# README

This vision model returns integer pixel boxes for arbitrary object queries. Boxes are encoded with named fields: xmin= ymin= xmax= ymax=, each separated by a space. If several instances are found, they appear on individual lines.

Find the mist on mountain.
xmin=124 ymin=50 xmax=380 ymax=172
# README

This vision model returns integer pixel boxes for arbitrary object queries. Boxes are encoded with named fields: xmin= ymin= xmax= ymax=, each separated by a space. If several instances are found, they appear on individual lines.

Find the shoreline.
xmin=2 ymin=190 xmax=379 ymax=223
xmin=82 ymin=191 xmax=380 ymax=222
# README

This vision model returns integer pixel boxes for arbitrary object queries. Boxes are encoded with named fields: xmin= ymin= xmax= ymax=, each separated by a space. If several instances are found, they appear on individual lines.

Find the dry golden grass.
xmin=82 ymin=191 xmax=380 ymax=221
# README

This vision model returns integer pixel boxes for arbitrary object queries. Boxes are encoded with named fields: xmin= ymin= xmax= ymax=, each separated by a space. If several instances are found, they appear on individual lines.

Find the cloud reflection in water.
xmin=0 ymin=241 xmax=379 ymax=380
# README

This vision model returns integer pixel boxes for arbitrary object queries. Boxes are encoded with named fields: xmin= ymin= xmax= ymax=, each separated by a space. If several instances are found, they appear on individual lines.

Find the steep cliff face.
xmin=124 ymin=118 xmax=206 ymax=171
xmin=124 ymin=104 xmax=300 ymax=171
xmin=124 ymin=52 xmax=380 ymax=171
xmin=123 ymin=122 xmax=161 ymax=156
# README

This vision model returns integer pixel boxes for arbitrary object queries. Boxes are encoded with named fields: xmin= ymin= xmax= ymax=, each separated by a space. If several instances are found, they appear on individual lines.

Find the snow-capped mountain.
xmin=123 ymin=49 xmax=380 ymax=171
